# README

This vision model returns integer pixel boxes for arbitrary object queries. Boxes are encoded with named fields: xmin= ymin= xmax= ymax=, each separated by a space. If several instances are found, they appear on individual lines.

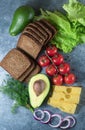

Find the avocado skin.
xmin=28 ymin=74 xmax=50 ymax=108
xmin=9 ymin=5 xmax=35 ymax=36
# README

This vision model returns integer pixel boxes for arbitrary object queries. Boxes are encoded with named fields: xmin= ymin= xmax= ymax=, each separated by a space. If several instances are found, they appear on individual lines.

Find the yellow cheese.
xmin=47 ymin=85 xmax=82 ymax=114
xmin=51 ymin=91 xmax=80 ymax=104
xmin=48 ymin=98 xmax=77 ymax=114
xmin=53 ymin=85 xmax=81 ymax=95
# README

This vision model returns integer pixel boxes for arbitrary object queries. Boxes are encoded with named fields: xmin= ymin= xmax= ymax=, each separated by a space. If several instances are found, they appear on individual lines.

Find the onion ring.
xmin=60 ymin=118 xmax=71 ymax=129
xmin=64 ymin=115 xmax=76 ymax=128
xmin=41 ymin=110 xmax=51 ymax=124
xmin=33 ymin=109 xmax=44 ymax=121
xmin=49 ymin=114 xmax=62 ymax=128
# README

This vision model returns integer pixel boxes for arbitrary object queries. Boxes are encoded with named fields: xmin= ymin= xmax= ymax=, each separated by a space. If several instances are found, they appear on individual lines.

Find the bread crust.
xmin=17 ymin=35 xmax=42 ymax=59
xmin=24 ymin=64 xmax=41 ymax=83
xmin=0 ymin=48 xmax=31 ymax=79
xmin=19 ymin=59 xmax=35 ymax=82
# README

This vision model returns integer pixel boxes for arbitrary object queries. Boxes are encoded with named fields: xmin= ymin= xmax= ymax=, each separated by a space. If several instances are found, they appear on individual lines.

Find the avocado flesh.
xmin=28 ymin=74 xmax=50 ymax=108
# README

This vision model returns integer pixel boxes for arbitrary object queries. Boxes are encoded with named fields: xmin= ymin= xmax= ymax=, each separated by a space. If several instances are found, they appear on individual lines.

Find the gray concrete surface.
xmin=0 ymin=0 xmax=85 ymax=130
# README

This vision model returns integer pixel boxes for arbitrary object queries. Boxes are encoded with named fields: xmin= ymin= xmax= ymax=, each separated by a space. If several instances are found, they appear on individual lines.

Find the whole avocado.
xmin=9 ymin=5 xmax=35 ymax=36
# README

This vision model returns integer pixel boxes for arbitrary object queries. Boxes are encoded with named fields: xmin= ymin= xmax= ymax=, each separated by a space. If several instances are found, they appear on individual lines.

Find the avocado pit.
xmin=33 ymin=80 xmax=46 ymax=96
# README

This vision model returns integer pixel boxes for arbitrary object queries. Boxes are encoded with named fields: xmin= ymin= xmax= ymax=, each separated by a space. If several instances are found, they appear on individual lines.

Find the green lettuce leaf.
xmin=40 ymin=9 xmax=71 ymax=32
xmin=38 ymin=10 xmax=80 ymax=53
xmin=35 ymin=0 xmax=85 ymax=53
xmin=52 ymin=30 xmax=79 ymax=53
xmin=63 ymin=0 xmax=85 ymax=26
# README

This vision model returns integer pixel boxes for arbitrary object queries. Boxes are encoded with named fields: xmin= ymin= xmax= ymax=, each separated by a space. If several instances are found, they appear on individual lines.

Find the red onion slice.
xmin=41 ymin=110 xmax=51 ymax=124
xmin=33 ymin=109 xmax=44 ymax=121
xmin=49 ymin=114 xmax=62 ymax=128
xmin=64 ymin=116 xmax=76 ymax=128
xmin=60 ymin=118 xmax=71 ymax=129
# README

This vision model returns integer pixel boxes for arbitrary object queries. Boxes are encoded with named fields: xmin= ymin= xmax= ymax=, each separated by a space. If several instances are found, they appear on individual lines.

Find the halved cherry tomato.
xmin=52 ymin=53 xmax=64 ymax=66
xmin=38 ymin=55 xmax=50 ymax=67
xmin=58 ymin=63 xmax=70 ymax=75
xmin=52 ymin=74 xmax=63 ymax=85
xmin=64 ymin=73 xmax=76 ymax=85
xmin=46 ymin=45 xmax=57 ymax=57
xmin=46 ymin=64 xmax=57 ymax=76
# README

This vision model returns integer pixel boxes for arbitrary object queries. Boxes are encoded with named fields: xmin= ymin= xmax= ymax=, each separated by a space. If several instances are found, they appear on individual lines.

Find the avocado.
xmin=28 ymin=74 xmax=50 ymax=108
xmin=9 ymin=5 xmax=35 ymax=36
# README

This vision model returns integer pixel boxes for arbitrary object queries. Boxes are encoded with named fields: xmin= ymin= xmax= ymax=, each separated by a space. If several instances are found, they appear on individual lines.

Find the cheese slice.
xmin=53 ymin=86 xmax=81 ymax=95
xmin=47 ymin=85 xmax=82 ymax=114
xmin=48 ymin=98 xmax=77 ymax=114
xmin=51 ymin=91 xmax=80 ymax=104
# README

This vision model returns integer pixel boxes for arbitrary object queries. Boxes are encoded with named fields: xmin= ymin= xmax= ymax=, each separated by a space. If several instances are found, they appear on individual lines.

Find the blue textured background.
xmin=0 ymin=0 xmax=85 ymax=130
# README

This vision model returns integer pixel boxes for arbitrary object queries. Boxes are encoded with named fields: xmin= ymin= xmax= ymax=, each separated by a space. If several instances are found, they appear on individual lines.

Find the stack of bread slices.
xmin=0 ymin=19 xmax=57 ymax=83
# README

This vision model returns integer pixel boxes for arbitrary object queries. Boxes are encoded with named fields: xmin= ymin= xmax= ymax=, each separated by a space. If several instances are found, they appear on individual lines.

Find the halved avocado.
xmin=28 ymin=74 xmax=50 ymax=108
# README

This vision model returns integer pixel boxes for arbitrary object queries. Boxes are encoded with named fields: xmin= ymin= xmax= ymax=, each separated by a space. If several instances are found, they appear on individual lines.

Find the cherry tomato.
xmin=38 ymin=55 xmax=50 ymax=67
xmin=46 ymin=45 xmax=58 ymax=57
xmin=52 ymin=53 xmax=64 ymax=66
xmin=46 ymin=64 xmax=57 ymax=76
xmin=64 ymin=73 xmax=76 ymax=85
xmin=58 ymin=63 xmax=70 ymax=75
xmin=52 ymin=74 xmax=63 ymax=85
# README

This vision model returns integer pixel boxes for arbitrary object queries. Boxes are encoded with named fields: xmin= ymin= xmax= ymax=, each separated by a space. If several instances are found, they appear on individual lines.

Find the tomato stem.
xmin=45 ymin=51 xmax=59 ymax=72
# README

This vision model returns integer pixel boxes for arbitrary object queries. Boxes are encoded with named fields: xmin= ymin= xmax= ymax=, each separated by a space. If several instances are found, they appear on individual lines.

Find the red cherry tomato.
xmin=46 ymin=64 xmax=57 ymax=76
xmin=59 ymin=63 xmax=70 ymax=75
xmin=52 ymin=53 xmax=64 ymax=66
xmin=64 ymin=73 xmax=76 ymax=85
xmin=46 ymin=45 xmax=58 ymax=57
xmin=52 ymin=74 xmax=63 ymax=85
xmin=38 ymin=55 xmax=50 ymax=67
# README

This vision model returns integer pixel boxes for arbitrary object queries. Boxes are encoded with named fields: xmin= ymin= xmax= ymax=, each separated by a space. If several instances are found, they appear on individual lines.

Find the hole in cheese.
xmin=66 ymin=88 xmax=72 ymax=93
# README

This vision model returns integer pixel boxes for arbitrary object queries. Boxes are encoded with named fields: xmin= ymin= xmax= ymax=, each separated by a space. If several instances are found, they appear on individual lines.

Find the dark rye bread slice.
xmin=19 ymin=59 xmax=35 ymax=82
xmin=22 ymin=28 xmax=45 ymax=46
xmin=23 ymin=32 xmax=42 ymax=46
xmin=24 ymin=26 xmax=47 ymax=44
xmin=35 ymin=21 xmax=52 ymax=43
xmin=17 ymin=34 xmax=42 ymax=59
xmin=24 ymin=64 xmax=41 ymax=83
xmin=0 ymin=48 xmax=31 ymax=79
xmin=40 ymin=19 xmax=57 ymax=36
xmin=28 ymin=23 xmax=48 ymax=43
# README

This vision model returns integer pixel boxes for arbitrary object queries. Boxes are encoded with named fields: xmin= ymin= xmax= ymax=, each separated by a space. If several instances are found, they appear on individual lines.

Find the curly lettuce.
xmin=36 ymin=0 xmax=85 ymax=53
xmin=63 ymin=0 xmax=85 ymax=26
